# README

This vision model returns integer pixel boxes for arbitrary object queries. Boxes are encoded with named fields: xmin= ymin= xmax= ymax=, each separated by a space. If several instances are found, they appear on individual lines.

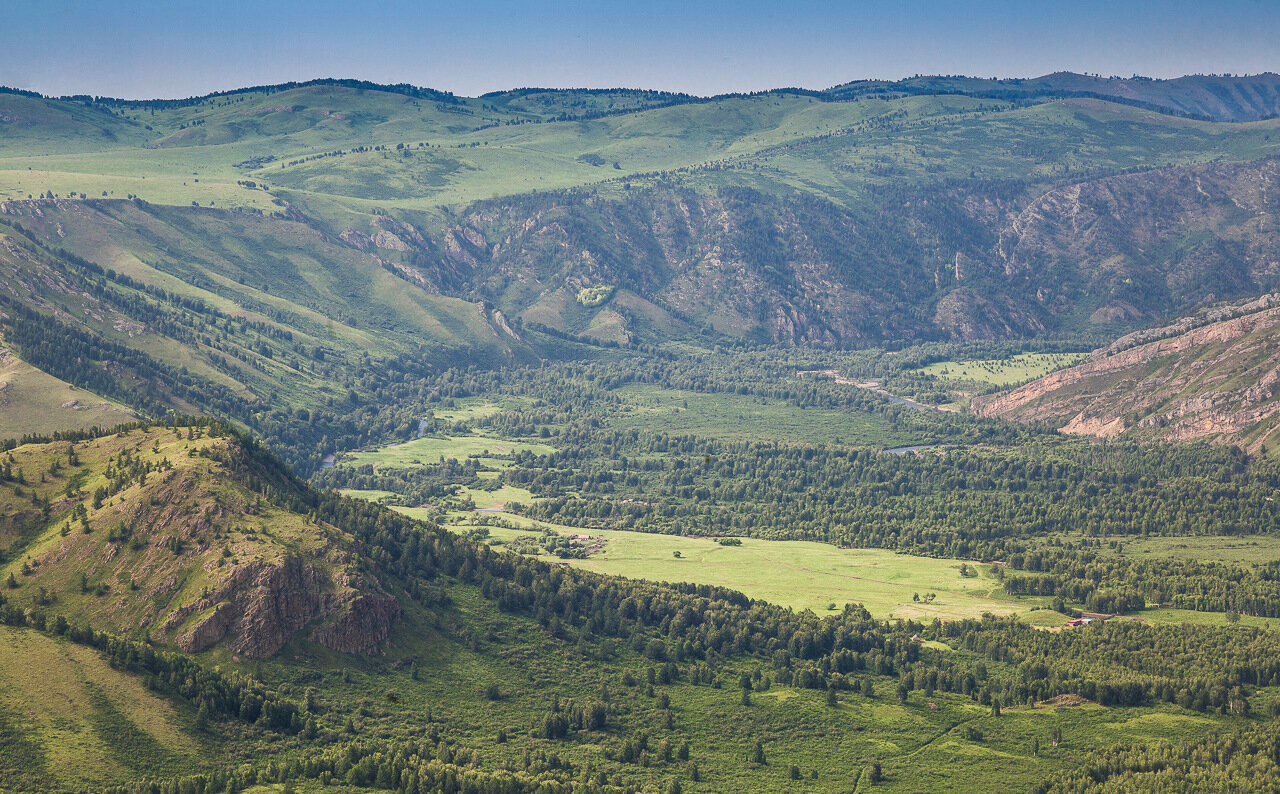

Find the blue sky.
xmin=3 ymin=0 xmax=1278 ymax=99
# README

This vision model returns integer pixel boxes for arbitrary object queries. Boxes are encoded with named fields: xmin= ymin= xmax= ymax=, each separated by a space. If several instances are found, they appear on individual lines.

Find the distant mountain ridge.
xmin=828 ymin=72 xmax=1280 ymax=122
xmin=5 ymin=71 xmax=1280 ymax=446
xmin=8 ymin=71 xmax=1280 ymax=122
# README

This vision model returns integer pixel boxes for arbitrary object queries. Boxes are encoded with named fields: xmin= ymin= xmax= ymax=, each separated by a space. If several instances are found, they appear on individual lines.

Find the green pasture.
xmin=608 ymin=383 xmax=920 ymax=448
xmin=1130 ymin=608 xmax=1280 ymax=630
xmin=431 ymin=398 xmax=509 ymax=424
xmin=0 ymin=344 xmax=135 ymax=438
xmin=340 ymin=432 xmax=555 ymax=470
xmin=1110 ymin=534 xmax=1280 ymax=564
xmin=411 ymin=510 xmax=1049 ymax=621
xmin=918 ymin=352 xmax=1088 ymax=387
xmin=571 ymin=531 xmax=1044 ymax=621
xmin=452 ymin=484 xmax=537 ymax=510
xmin=336 ymin=488 xmax=401 ymax=503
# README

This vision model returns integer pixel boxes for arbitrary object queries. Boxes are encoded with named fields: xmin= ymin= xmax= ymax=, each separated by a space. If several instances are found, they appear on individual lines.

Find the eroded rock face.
xmin=974 ymin=296 xmax=1280 ymax=450
xmin=310 ymin=592 xmax=401 ymax=654
xmin=172 ymin=556 xmax=400 ymax=658
xmin=172 ymin=556 xmax=322 ymax=657
xmin=933 ymin=287 xmax=1046 ymax=341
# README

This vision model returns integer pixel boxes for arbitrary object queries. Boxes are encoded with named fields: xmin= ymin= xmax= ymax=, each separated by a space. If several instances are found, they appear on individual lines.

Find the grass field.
xmin=568 ymin=531 xmax=1047 ymax=621
xmin=0 ymin=626 xmax=203 ymax=790
xmin=405 ymin=510 xmax=1054 ymax=622
xmin=456 ymin=484 xmax=537 ymax=510
xmin=609 ymin=383 xmax=921 ymax=448
xmin=431 ymin=399 xmax=510 ymax=424
xmin=336 ymin=488 xmax=401 ymax=503
xmin=918 ymin=352 xmax=1088 ymax=387
xmin=0 ymin=344 xmax=135 ymax=438
xmin=1130 ymin=607 xmax=1280 ymax=630
xmin=1110 ymin=534 xmax=1280 ymax=564
xmin=340 ymin=432 xmax=555 ymax=470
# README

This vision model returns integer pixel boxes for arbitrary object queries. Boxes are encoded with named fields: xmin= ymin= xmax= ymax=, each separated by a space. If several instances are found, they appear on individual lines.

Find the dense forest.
xmin=5 ymin=419 xmax=1280 ymax=792
xmin=310 ymin=355 xmax=1280 ymax=621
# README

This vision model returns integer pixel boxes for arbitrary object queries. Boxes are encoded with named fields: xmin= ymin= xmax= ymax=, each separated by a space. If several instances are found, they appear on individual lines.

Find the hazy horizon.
xmin=3 ymin=0 xmax=1278 ymax=100
xmin=11 ymin=69 xmax=1280 ymax=103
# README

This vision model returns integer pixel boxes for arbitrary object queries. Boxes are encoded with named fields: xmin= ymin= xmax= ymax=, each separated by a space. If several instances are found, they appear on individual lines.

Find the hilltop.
xmin=0 ymin=422 xmax=398 ymax=656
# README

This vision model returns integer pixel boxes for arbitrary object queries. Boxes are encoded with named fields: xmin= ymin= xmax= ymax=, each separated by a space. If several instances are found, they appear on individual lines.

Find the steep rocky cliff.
xmin=974 ymin=294 xmax=1280 ymax=450
xmin=420 ymin=160 xmax=1280 ymax=345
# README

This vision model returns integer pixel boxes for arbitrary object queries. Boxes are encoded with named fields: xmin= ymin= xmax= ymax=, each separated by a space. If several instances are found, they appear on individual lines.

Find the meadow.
xmin=385 ymin=504 xmax=1052 ymax=622
xmin=917 ymin=352 xmax=1088 ymax=387
xmin=1107 ymin=534 xmax=1280 ymax=564
xmin=340 ymin=433 xmax=555 ymax=470
xmin=0 ymin=341 xmax=134 ymax=436
xmin=607 ymin=383 xmax=921 ymax=448
xmin=1131 ymin=607 xmax=1280 ymax=630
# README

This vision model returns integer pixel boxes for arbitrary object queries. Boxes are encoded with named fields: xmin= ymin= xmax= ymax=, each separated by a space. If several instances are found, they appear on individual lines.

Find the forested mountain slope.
xmin=0 ymin=204 xmax=540 ymax=471
xmin=974 ymin=293 xmax=1280 ymax=450
xmin=2 ymin=79 xmax=1280 ymax=353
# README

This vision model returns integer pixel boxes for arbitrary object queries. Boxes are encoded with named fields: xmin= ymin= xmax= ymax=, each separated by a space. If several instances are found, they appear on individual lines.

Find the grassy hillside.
xmin=0 ymin=423 xmax=400 ymax=656
xmin=0 ymin=625 xmax=208 ymax=790
xmin=0 ymin=338 xmax=136 ymax=436
xmin=0 ymin=203 xmax=540 ymax=472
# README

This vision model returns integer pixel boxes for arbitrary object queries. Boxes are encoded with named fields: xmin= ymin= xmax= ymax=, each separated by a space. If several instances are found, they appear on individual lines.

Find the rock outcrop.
xmin=171 ymin=556 xmax=400 ymax=658
xmin=172 ymin=556 xmax=324 ymax=657
xmin=975 ymin=296 xmax=1280 ymax=450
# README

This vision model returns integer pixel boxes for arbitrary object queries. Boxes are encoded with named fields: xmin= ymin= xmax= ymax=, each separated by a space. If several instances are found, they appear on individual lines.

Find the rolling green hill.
xmin=0 ymin=624 xmax=210 ymax=790
xmin=827 ymin=72 xmax=1280 ymax=122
